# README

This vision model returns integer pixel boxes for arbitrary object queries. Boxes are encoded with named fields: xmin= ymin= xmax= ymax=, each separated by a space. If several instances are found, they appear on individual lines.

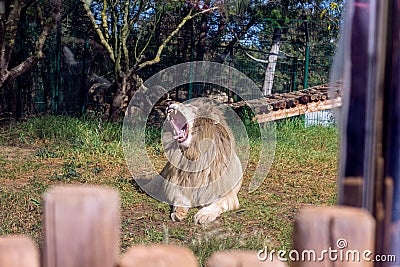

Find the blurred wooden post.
xmin=0 ymin=236 xmax=40 ymax=267
xmin=293 ymin=206 xmax=375 ymax=267
xmin=43 ymin=185 xmax=120 ymax=267
xmin=207 ymin=250 xmax=288 ymax=267
xmin=119 ymin=244 xmax=198 ymax=267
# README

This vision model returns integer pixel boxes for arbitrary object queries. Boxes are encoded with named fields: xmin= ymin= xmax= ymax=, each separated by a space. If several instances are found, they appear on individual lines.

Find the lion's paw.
xmin=171 ymin=212 xmax=184 ymax=222
xmin=194 ymin=207 xmax=220 ymax=224
xmin=171 ymin=207 xmax=188 ymax=222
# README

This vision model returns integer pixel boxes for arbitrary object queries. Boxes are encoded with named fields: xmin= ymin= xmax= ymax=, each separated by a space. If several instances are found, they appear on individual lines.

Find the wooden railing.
xmin=0 ymin=185 xmax=375 ymax=267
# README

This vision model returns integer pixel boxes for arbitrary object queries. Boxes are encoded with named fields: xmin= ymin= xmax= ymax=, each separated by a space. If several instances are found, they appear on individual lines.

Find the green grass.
xmin=0 ymin=115 xmax=339 ymax=265
xmin=0 ymin=115 xmax=122 ymax=158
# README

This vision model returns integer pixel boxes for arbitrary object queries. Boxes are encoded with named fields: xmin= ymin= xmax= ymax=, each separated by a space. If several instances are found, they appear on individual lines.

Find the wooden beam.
xmin=256 ymin=97 xmax=342 ymax=123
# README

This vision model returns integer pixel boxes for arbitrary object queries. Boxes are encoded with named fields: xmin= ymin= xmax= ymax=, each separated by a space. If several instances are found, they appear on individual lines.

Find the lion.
xmin=159 ymin=97 xmax=243 ymax=224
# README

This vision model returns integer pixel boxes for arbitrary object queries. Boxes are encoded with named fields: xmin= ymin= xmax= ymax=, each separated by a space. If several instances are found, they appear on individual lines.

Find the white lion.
xmin=160 ymin=98 xmax=243 ymax=224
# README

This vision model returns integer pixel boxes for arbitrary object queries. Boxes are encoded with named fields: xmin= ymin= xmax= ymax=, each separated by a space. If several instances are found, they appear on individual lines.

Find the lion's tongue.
xmin=173 ymin=128 xmax=186 ymax=140
xmin=171 ymin=119 xmax=186 ymax=140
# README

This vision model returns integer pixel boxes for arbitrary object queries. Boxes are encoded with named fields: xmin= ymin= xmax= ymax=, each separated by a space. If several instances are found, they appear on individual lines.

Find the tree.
xmin=0 ymin=0 xmax=343 ymax=118
xmin=216 ymin=0 xmax=343 ymax=95
xmin=0 ymin=0 xmax=62 ymax=88
xmin=80 ymin=0 xmax=218 ymax=121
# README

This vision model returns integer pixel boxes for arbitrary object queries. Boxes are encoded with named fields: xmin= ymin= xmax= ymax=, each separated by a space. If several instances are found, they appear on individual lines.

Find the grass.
xmin=0 ymin=115 xmax=339 ymax=265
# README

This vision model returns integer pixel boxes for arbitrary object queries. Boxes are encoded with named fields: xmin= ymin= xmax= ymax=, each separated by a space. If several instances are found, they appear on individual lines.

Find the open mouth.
xmin=167 ymin=107 xmax=189 ymax=143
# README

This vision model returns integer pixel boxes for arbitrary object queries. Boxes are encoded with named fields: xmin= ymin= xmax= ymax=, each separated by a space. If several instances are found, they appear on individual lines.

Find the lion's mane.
xmin=160 ymin=98 xmax=243 ymax=207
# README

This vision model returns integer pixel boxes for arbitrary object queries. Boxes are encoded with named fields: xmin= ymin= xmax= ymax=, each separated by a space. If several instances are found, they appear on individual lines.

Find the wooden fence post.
xmin=0 ymin=236 xmax=40 ymax=267
xmin=292 ymin=206 xmax=375 ymax=266
xmin=206 ymin=250 xmax=288 ymax=267
xmin=42 ymin=185 xmax=120 ymax=267
xmin=119 ymin=244 xmax=198 ymax=267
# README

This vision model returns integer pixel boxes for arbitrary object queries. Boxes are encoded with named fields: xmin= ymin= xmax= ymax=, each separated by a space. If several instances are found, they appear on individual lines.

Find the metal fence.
xmin=137 ymin=18 xmax=338 ymax=110
xmin=1 ymin=13 xmax=339 ymax=122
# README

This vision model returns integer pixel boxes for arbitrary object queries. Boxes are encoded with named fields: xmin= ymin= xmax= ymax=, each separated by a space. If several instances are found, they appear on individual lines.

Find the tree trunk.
xmin=263 ymin=28 xmax=282 ymax=96
xmin=107 ymin=74 xmax=142 ymax=122
xmin=0 ymin=1 xmax=61 ymax=89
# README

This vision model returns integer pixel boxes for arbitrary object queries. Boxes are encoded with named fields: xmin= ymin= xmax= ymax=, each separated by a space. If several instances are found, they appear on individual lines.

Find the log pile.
xmin=145 ymin=82 xmax=342 ymax=125
xmin=230 ymin=81 xmax=342 ymax=123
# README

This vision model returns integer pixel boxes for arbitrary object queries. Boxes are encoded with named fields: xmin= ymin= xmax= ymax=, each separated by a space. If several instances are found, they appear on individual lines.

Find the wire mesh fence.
xmin=1 ymin=7 xmax=339 ymax=124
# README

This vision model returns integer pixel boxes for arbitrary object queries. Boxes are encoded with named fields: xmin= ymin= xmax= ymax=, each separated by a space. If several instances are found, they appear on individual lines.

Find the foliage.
xmin=0 ymin=115 xmax=122 ymax=156
xmin=0 ymin=0 xmax=344 ymax=119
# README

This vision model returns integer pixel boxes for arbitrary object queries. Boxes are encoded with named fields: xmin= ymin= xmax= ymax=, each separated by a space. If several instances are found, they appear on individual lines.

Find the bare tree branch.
xmin=122 ymin=0 xmax=131 ymax=71
xmin=81 ymin=0 xmax=115 ymax=62
xmin=134 ymin=6 xmax=218 ymax=73
xmin=101 ymin=0 xmax=109 ymax=41
xmin=0 ymin=0 xmax=22 ymax=75
xmin=243 ymin=51 xmax=269 ymax=63
xmin=0 ymin=0 xmax=62 ymax=88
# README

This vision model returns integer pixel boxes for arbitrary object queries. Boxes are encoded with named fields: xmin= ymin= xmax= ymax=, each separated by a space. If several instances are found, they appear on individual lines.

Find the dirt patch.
xmin=0 ymin=145 xmax=36 ymax=160
xmin=1 ymin=146 xmax=39 ymax=186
